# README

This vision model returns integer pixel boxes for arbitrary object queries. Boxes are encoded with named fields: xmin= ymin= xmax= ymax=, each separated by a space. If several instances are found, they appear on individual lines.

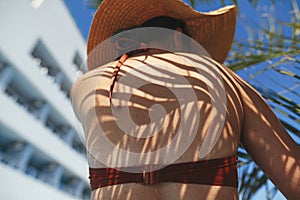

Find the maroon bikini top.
xmin=89 ymin=154 xmax=238 ymax=190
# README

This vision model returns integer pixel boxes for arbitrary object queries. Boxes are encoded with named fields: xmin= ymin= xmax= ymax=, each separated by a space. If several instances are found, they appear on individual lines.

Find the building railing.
xmin=0 ymin=141 xmax=90 ymax=199
xmin=0 ymin=55 xmax=90 ymax=199
xmin=1 ymin=64 xmax=87 ymax=158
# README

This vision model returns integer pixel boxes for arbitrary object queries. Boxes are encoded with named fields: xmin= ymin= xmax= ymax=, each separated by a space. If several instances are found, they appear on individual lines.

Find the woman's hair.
xmin=113 ymin=16 xmax=187 ymax=57
xmin=140 ymin=16 xmax=186 ymax=30
xmin=140 ymin=16 xmax=187 ymax=42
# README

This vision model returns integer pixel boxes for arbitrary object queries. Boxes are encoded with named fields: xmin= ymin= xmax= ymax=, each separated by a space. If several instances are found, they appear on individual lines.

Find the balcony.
xmin=0 ymin=92 xmax=89 ymax=182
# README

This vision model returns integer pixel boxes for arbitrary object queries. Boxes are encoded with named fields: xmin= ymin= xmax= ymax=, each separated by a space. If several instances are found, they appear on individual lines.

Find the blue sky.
xmin=63 ymin=0 xmax=299 ymax=199
xmin=63 ymin=0 xmax=296 ymax=42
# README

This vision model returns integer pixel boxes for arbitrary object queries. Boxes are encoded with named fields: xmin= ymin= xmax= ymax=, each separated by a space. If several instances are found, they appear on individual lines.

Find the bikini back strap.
xmin=89 ymin=154 xmax=238 ymax=190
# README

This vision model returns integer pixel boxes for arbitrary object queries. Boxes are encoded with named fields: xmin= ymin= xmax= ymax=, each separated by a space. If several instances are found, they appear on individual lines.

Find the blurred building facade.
xmin=0 ymin=0 xmax=89 ymax=199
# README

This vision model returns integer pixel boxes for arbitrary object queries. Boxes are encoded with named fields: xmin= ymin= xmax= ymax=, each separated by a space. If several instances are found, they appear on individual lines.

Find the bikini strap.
xmin=89 ymin=154 xmax=238 ymax=190
xmin=109 ymin=42 xmax=148 ymax=103
xmin=109 ymin=54 xmax=129 ymax=102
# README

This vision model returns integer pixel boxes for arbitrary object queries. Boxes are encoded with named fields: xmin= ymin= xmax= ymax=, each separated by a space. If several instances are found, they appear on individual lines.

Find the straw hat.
xmin=87 ymin=0 xmax=237 ymax=70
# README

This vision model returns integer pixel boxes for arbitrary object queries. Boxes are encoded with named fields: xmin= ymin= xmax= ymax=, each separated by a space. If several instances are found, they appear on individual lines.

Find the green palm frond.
xmin=84 ymin=0 xmax=103 ymax=8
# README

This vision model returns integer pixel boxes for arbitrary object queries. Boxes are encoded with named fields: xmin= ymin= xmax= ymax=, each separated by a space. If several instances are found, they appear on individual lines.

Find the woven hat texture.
xmin=87 ymin=0 xmax=237 ymax=70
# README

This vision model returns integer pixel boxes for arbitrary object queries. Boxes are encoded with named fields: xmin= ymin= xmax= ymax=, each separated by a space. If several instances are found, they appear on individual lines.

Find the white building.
xmin=0 ymin=0 xmax=90 ymax=199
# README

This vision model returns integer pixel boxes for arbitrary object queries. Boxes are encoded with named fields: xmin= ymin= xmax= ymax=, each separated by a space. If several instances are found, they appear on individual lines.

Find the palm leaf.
xmin=84 ymin=0 xmax=103 ymax=8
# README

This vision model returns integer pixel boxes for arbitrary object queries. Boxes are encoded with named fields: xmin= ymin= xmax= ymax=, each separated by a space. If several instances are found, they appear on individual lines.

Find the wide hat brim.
xmin=87 ymin=0 xmax=237 ymax=70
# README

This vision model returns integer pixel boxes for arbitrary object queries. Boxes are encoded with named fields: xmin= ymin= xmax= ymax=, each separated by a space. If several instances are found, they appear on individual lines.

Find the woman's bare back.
xmin=72 ymin=52 xmax=299 ymax=199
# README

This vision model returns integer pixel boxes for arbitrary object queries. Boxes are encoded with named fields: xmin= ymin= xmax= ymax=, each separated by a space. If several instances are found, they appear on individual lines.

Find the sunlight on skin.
xmin=269 ymin=122 xmax=291 ymax=151
xmin=92 ymin=184 xmax=240 ymax=200
xmin=72 ymin=53 xmax=300 ymax=199
xmin=179 ymin=184 xmax=188 ymax=199
xmin=92 ymin=55 xmax=201 ymax=168
xmin=225 ymin=67 xmax=300 ymax=199
xmin=285 ymin=157 xmax=300 ymax=193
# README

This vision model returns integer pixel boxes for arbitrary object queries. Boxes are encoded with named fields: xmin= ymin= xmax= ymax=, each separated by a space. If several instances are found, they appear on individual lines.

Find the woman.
xmin=71 ymin=0 xmax=300 ymax=199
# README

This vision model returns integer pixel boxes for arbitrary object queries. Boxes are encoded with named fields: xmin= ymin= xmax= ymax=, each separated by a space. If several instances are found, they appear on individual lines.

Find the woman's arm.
xmin=230 ymin=69 xmax=300 ymax=199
